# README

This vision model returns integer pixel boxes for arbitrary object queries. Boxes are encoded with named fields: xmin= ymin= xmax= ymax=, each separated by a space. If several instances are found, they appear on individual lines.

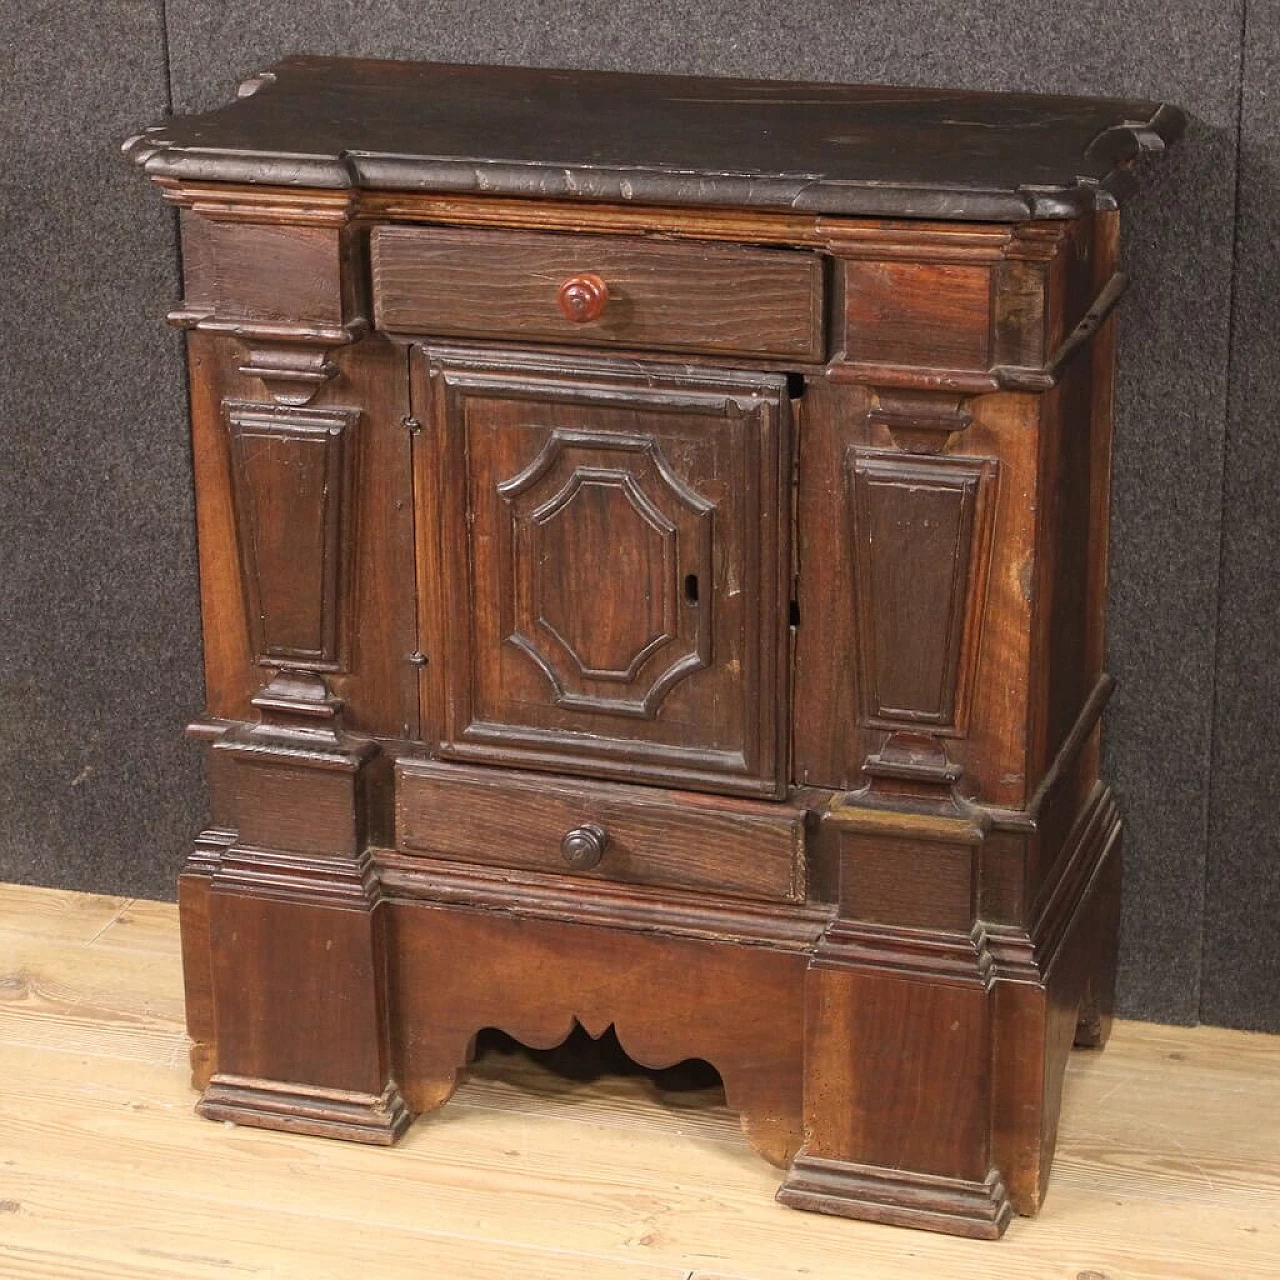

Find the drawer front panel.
xmin=372 ymin=225 xmax=824 ymax=360
xmin=396 ymin=760 xmax=807 ymax=903
xmin=413 ymin=345 xmax=790 ymax=799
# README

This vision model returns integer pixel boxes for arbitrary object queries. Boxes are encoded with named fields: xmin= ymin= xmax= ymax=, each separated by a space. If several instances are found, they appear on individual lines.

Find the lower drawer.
xmin=395 ymin=760 xmax=808 ymax=903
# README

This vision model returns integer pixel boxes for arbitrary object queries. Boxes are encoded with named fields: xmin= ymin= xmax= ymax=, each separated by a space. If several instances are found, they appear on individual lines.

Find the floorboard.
xmin=1 ymin=883 xmax=1276 ymax=1279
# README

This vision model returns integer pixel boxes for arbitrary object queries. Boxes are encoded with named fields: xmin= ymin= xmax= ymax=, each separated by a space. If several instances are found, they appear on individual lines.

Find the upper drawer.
xmin=371 ymin=225 xmax=825 ymax=361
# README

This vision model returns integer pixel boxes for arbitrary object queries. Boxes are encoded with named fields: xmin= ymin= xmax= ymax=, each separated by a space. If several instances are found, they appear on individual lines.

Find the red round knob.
xmin=557 ymin=273 xmax=609 ymax=323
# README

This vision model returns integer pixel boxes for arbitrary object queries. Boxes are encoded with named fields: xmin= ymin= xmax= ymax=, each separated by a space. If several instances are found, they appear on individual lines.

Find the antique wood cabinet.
xmin=127 ymin=58 xmax=1183 ymax=1238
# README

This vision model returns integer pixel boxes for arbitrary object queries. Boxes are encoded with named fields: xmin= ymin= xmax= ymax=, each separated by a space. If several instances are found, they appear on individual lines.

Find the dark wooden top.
xmin=125 ymin=56 xmax=1184 ymax=222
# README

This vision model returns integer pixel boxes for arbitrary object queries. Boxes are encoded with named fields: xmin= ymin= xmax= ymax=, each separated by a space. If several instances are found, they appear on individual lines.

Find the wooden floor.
xmin=1 ymin=884 xmax=1277 ymax=1280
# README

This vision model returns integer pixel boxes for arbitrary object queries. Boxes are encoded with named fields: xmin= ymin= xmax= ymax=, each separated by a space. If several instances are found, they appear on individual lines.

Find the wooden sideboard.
xmin=126 ymin=58 xmax=1183 ymax=1239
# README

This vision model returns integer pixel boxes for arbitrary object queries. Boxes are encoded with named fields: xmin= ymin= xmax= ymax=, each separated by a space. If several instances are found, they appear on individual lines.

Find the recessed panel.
xmin=848 ymin=448 xmax=998 ymax=734
xmin=224 ymin=401 xmax=359 ymax=671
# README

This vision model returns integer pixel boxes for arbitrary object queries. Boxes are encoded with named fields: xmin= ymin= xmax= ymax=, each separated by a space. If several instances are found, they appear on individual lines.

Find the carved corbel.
xmin=239 ymin=669 xmax=359 ymax=748
xmin=866 ymin=388 xmax=973 ymax=454
xmin=857 ymin=730 xmax=970 ymax=811
xmin=157 ymin=172 xmax=367 ymax=406
xmin=237 ymin=341 xmax=341 ymax=407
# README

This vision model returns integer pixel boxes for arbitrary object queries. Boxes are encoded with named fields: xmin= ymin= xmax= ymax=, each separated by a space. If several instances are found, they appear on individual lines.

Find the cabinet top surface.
xmin=126 ymin=56 xmax=1184 ymax=222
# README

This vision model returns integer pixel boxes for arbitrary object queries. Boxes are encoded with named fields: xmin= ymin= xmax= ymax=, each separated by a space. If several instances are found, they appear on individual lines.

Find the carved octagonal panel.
xmin=500 ymin=430 xmax=713 ymax=718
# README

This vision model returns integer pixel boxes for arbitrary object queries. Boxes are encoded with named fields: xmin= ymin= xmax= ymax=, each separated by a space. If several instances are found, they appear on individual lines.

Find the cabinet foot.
xmin=1074 ymin=995 xmax=1112 ymax=1049
xmin=197 ymin=1075 xmax=412 ymax=1146
xmin=777 ymin=1154 xmax=1013 ymax=1239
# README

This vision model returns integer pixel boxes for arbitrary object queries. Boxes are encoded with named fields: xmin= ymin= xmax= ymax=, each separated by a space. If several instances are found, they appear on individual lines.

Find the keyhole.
xmin=683 ymin=573 xmax=699 ymax=605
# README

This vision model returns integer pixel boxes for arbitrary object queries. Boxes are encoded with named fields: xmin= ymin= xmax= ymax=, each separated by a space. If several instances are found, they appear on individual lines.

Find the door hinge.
xmin=402 ymin=415 xmax=422 ymax=435
xmin=408 ymin=650 xmax=428 ymax=668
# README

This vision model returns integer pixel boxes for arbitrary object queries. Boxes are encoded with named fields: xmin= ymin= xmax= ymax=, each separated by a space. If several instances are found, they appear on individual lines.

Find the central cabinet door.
xmin=412 ymin=345 xmax=791 ymax=798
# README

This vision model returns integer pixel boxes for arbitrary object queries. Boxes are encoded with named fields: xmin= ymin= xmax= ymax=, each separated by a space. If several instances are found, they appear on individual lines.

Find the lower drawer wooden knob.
xmin=561 ymin=823 xmax=609 ymax=870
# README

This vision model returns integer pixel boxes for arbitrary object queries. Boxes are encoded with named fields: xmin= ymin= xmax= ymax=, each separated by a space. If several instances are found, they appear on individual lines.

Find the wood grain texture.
xmin=189 ymin=331 xmax=419 ymax=739
xmin=179 ymin=213 xmax=348 ymax=328
xmin=202 ymin=885 xmax=391 ymax=1095
xmin=841 ymin=259 xmax=992 ymax=372
xmin=1 ymin=886 xmax=1278 ymax=1279
xmin=395 ymin=758 xmax=808 ymax=902
xmin=224 ymin=400 xmax=358 ymax=671
xmin=792 ymin=378 xmax=1042 ymax=808
xmin=127 ymin=56 xmax=1184 ymax=221
xmin=0 ymin=882 xmax=130 ymax=942
xmin=847 ymin=448 xmax=998 ymax=732
xmin=373 ymin=224 xmax=825 ymax=360
xmin=219 ymin=753 xmax=363 ymax=855
xmin=386 ymin=899 xmax=808 ymax=1167
xmin=133 ymin=64 xmax=1181 ymax=1241
xmin=412 ymin=344 xmax=789 ymax=798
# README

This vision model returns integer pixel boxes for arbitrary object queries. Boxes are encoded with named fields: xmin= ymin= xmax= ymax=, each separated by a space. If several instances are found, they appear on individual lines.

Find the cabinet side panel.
xmin=1025 ymin=216 xmax=1118 ymax=891
xmin=792 ymin=378 xmax=867 ymax=792
xmin=1036 ymin=217 xmax=1119 ymax=775
xmin=793 ymin=379 xmax=1039 ymax=808
xmin=1031 ymin=343 xmax=1106 ymax=787
xmin=189 ymin=330 xmax=255 ymax=721
xmin=329 ymin=338 xmax=420 ymax=741
xmin=188 ymin=332 xmax=417 ymax=738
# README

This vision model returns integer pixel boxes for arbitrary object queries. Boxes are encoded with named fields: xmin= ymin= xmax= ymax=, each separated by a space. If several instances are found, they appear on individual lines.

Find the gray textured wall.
xmin=1202 ymin=2 xmax=1280 ymax=1030
xmin=1 ymin=2 xmax=1274 ymax=1031
xmin=0 ymin=1 xmax=204 ymax=900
